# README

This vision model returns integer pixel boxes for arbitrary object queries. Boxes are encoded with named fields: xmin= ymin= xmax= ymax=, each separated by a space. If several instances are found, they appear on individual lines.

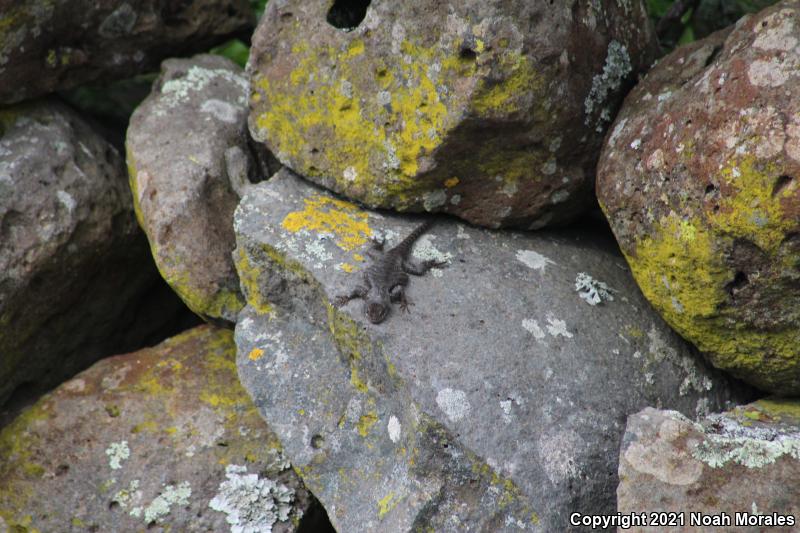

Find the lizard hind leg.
xmin=402 ymin=258 xmax=448 ymax=276
xmin=390 ymin=285 xmax=414 ymax=312
xmin=333 ymin=285 xmax=368 ymax=308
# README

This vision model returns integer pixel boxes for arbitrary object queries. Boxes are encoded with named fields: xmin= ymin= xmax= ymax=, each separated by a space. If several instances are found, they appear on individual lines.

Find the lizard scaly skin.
xmin=334 ymin=220 xmax=446 ymax=323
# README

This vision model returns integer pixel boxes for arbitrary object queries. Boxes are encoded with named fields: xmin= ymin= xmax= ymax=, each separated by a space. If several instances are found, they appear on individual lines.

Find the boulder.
xmin=127 ymin=54 xmax=276 ymax=325
xmin=597 ymin=1 xmax=800 ymax=393
xmin=0 ymin=0 xmax=254 ymax=104
xmin=0 ymin=99 xmax=188 ymax=408
xmin=0 ymin=325 xmax=329 ymax=532
xmin=618 ymin=401 xmax=800 ymax=532
xmin=232 ymin=169 xmax=750 ymax=531
xmin=248 ymin=0 xmax=659 ymax=229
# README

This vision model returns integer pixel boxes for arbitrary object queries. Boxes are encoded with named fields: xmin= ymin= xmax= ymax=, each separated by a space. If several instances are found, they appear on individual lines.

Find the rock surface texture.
xmin=619 ymin=402 xmax=800 ymax=532
xmin=0 ymin=0 xmax=254 ymax=104
xmin=248 ymin=0 xmax=659 ymax=229
xmin=127 ymin=54 xmax=273 ymax=325
xmin=597 ymin=2 xmax=800 ymax=394
xmin=232 ymin=169 xmax=749 ymax=532
xmin=0 ymin=100 xmax=187 ymax=408
xmin=0 ymin=326 xmax=324 ymax=532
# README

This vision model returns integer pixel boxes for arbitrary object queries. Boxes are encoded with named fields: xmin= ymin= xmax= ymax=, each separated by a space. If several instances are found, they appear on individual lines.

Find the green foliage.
xmin=211 ymin=39 xmax=250 ymax=68
xmin=252 ymin=0 xmax=268 ymax=19
xmin=646 ymin=0 xmax=780 ymax=52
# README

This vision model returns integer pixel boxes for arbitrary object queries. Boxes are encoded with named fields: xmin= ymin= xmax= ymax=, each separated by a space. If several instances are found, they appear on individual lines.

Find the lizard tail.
xmin=396 ymin=219 xmax=436 ymax=251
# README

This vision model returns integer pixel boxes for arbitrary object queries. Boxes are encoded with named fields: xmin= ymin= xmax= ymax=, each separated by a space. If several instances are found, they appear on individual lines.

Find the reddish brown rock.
xmin=618 ymin=402 xmax=800 ymax=532
xmin=597 ymin=2 xmax=800 ymax=393
xmin=0 ymin=326 xmax=326 ymax=532
xmin=249 ymin=0 xmax=659 ymax=228
xmin=127 ymin=55 xmax=274 ymax=325
xmin=0 ymin=0 xmax=254 ymax=104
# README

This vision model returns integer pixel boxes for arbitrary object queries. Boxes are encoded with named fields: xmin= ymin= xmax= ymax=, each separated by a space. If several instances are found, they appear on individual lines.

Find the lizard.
xmin=334 ymin=219 xmax=447 ymax=324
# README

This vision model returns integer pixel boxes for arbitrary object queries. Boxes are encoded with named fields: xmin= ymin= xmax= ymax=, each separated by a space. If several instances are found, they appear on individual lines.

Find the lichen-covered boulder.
xmin=127 ymin=55 xmax=276 ymax=325
xmin=232 ymin=168 xmax=749 ymax=531
xmin=618 ymin=402 xmax=800 ymax=532
xmin=0 ymin=326 xmax=328 ymax=532
xmin=248 ymin=0 xmax=659 ymax=229
xmin=0 ymin=0 xmax=254 ymax=104
xmin=0 ymin=100 xmax=190 ymax=408
xmin=597 ymin=2 xmax=800 ymax=394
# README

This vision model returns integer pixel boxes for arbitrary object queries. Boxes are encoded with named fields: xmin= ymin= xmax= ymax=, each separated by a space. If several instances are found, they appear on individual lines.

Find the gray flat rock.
xmin=234 ymin=169 xmax=750 ymax=531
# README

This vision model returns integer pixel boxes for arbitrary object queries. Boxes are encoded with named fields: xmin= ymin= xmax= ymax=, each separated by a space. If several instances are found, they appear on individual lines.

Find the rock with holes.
xmin=618 ymin=401 xmax=800 ymax=532
xmin=597 ymin=1 xmax=800 ymax=394
xmin=0 ymin=99 xmax=192 ymax=409
xmin=232 ymin=168 xmax=750 ymax=532
xmin=0 ymin=326 xmax=328 ymax=532
xmin=0 ymin=0 xmax=254 ymax=104
xmin=127 ymin=54 xmax=278 ymax=325
xmin=247 ymin=0 xmax=659 ymax=229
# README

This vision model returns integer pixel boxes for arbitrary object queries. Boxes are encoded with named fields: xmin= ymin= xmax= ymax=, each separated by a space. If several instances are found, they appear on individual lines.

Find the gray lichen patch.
xmin=209 ymin=464 xmax=295 ymax=532
xmin=693 ymin=412 xmax=800 ymax=469
xmin=584 ymin=40 xmax=632 ymax=132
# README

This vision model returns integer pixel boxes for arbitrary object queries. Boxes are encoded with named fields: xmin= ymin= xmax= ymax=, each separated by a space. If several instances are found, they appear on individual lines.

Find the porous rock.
xmin=127 ymin=54 xmax=275 ymax=325
xmin=232 ymin=169 xmax=749 ymax=531
xmin=597 ymin=2 xmax=800 ymax=393
xmin=0 ymin=0 xmax=254 ymax=104
xmin=248 ymin=0 xmax=659 ymax=229
xmin=0 ymin=325 xmax=323 ymax=532
xmin=0 ymin=99 xmax=184 ymax=408
xmin=618 ymin=401 xmax=800 ymax=532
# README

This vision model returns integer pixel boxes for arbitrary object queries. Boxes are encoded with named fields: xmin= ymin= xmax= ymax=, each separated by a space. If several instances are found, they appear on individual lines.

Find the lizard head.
xmin=365 ymin=300 xmax=389 ymax=324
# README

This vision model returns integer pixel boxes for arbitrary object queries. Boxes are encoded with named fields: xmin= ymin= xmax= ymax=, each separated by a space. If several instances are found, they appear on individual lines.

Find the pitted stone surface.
xmin=619 ymin=402 xmax=800 ymax=532
xmin=248 ymin=0 xmax=659 ymax=228
xmin=597 ymin=1 xmax=800 ymax=393
xmin=0 ymin=0 xmax=254 ymax=104
xmin=233 ymin=169 xmax=749 ymax=531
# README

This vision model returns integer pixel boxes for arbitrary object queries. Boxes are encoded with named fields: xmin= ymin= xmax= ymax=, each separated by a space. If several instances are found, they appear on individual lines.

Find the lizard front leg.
xmin=402 ymin=258 xmax=448 ymax=276
xmin=334 ymin=285 xmax=368 ymax=308
xmin=390 ymin=285 xmax=414 ymax=313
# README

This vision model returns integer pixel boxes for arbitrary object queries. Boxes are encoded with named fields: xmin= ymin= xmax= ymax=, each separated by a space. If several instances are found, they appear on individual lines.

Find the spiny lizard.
xmin=334 ymin=220 xmax=446 ymax=324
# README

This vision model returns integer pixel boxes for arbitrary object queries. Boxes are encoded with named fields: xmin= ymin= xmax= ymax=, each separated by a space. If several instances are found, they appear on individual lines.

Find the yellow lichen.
xmin=472 ymin=53 xmax=542 ymax=116
xmin=235 ymin=247 xmax=273 ymax=315
xmin=282 ymin=195 xmax=372 ymax=251
xmin=377 ymin=492 xmax=397 ymax=518
xmin=248 ymin=348 xmax=265 ymax=361
xmin=625 ymin=211 xmax=800 ymax=385
xmin=357 ymin=411 xmax=379 ymax=437
xmin=708 ymin=156 xmax=797 ymax=253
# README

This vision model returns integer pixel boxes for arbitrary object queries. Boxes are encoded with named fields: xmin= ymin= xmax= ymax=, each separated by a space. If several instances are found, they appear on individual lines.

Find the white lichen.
xmin=436 ymin=388 xmax=471 ymax=422
xmin=105 ymin=441 xmax=130 ymax=470
xmin=546 ymin=316 xmax=573 ymax=338
xmin=209 ymin=464 xmax=295 ymax=533
xmin=574 ymin=272 xmax=615 ymax=305
xmin=387 ymin=415 xmax=402 ymax=443
xmin=131 ymin=482 xmax=192 ymax=524
xmin=515 ymin=249 xmax=555 ymax=272
xmin=521 ymin=318 xmax=546 ymax=340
